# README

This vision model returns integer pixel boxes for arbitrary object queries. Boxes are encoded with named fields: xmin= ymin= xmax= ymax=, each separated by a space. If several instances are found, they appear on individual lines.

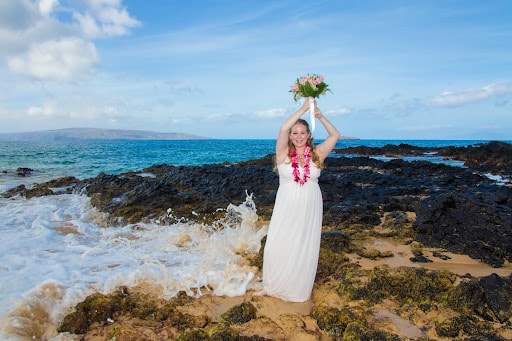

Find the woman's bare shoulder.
xmin=275 ymin=148 xmax=289 ymax=165
xmin=275 ymin=153 xmax=289 ymax=165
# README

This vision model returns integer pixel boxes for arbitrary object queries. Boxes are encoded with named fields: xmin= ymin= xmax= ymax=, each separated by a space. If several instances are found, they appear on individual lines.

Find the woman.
xmin=254 ymin=99 xmax=340 ymax=302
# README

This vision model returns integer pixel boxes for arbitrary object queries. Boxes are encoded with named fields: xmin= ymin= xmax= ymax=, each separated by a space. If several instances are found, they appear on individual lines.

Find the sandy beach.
xmin=54 ymin=223 xmax=512 ymax=341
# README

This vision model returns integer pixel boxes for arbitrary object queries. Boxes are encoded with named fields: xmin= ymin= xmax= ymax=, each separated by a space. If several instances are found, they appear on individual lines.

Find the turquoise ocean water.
xmin=0 ymin=139 xmax=505 ymax=191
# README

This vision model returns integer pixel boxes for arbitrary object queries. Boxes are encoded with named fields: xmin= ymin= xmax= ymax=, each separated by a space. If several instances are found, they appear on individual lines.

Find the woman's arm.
xmin=275 ymin=100 xmax=310 ymax=164
xmin=314 ymin=107 xmax=341 ymax=162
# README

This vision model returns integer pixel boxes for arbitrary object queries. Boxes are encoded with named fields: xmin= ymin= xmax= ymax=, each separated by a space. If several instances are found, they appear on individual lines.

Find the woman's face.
xmin=289 ymin=123 xmax=310 ymax=148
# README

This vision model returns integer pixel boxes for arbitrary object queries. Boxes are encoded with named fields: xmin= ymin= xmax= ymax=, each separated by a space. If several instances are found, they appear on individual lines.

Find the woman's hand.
xmin=300 ymin=98 xmax=311 ymax=113
xmin=314 ymin=105 xmax=324 ymax=120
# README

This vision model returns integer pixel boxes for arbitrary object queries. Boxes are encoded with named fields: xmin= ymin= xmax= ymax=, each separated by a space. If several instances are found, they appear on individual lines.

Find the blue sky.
xmin=1 ymin=0 xmax=511 ymax=140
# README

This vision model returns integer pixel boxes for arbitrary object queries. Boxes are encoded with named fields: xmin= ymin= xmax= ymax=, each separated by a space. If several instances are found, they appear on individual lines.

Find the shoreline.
xmin=45 ymin=229 xmax=512 ymax=341
xmin=2 ymin=141 xmax=511 ymax=340
xmin=47 ymin=210 xmax=512 ymax=340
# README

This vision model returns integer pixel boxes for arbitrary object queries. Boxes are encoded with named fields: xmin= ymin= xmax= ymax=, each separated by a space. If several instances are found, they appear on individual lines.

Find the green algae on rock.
xmin=57 ymin=287 xmax=208 ymax=336
xmin=220 ymin=302 xmax=257 ymax=325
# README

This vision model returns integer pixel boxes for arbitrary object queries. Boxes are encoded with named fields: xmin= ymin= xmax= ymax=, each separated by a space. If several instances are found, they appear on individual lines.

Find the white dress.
xmin=261 ymin=160 xmax=323 ymax=302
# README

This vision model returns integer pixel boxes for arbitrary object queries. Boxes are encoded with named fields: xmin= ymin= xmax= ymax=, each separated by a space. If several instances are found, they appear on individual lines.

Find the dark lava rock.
xmin=447 ymin=273 xmax=512 ymax=324
xmin=335 ymin=140 xmax=512 ymax=177
xmin=435 ymin=314 xmax=497 ymax=339
xmin=2 ymin=176 xmax=80 ymax=198
xmin=320 ymin=231 xmax=350 ymax=254
xmin=432 ymin=251 xmax=451 ymax=260
xmin=353 ymin=267 xmax=457 ymax=305
xmin=16 ymin=167 xmax=34 ymax=177
xmin=410 ymin=252 xmax=433 ymax=263
xmin=220 ymin=302 xmax=257 ymax=325
xmin=78 ymin=160 xmax=278 ymax=224
xmin=413 ymin=192 xmax=512 ymax=268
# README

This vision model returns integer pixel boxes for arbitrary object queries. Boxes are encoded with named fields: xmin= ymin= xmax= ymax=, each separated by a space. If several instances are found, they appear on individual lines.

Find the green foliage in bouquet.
xmin=290 ymin=74 xmax=331 ymax=101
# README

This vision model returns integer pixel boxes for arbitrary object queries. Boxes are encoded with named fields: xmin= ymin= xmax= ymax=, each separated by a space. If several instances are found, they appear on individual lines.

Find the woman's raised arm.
xmin=313 ymin=107 xmax=340 ymax=162
xmin=275 ymin=100 xmax=310 ymax=164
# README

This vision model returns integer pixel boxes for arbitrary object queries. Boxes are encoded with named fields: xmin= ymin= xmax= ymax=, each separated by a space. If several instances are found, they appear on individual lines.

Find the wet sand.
xmin=349 ymin=237 xmax=512 ymax=278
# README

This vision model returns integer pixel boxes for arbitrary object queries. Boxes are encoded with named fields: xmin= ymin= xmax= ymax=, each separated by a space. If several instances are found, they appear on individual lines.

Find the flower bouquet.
xmin=290 ymin=74 xmax=331 ymax=132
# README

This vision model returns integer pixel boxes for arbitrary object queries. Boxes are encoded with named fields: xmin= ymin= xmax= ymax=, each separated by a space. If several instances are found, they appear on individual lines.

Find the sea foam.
xmin=0 ymin=192 xmax=265 ymax=340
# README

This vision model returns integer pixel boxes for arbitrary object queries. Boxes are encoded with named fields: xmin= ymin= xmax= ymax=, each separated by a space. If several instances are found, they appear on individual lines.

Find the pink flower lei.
xmin=290 ymin=145 xmax=311 ymax=186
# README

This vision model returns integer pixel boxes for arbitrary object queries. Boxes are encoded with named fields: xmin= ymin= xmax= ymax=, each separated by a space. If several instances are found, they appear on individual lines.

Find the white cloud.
xmin=75 ymin=0 xmax=141 ymax=39
xmin=422 ymin=81 xmax=512 ymax=107
xmin=38 ymin=0 xmax=59 ymax=16
xmin=73 ymin=12 xmax=101 ymax=38
xmin=254 ymin=108 xmax=286 ymax=118
xmin=27 ymin=101 xmax=60 ymax=119
xmin=325 ymin=108 xmax=351 ymax=116
xmin=205 ymin=113 xmax=236 ymax=122
xmin=0 ymin=1 xmax=51 ymax=55
xmin=1 ymin=0 xmax=140 ymax=81
xmin=8 ymin=38 xmax=99 ymax=81
xmin=23 ymin=91 xmax=129 ymax=124
xmin=67 ymin=103 xmax=123 ymax=122
xmin=485 ymin=82 xmax=512 ymax=96
xmin=0 ymin=1 xmax=38 ymax=31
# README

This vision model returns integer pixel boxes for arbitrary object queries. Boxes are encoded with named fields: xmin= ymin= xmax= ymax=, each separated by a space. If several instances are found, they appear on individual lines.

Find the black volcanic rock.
xmin=413 ymin=191 xmax=512 ymax=267
xmin=16 ymin=167 xmax=34 ymax=176
xmin=335 ymin=140 xmax=512 ymax=177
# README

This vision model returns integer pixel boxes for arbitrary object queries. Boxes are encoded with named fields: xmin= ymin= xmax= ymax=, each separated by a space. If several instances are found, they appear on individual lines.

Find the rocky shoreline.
xmin=3 ymin=141 xmax=512 ymax=340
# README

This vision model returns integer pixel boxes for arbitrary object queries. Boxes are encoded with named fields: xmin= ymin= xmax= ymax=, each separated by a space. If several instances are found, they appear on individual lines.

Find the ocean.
xmin=0 ymin=138 xmax=506 ymax=339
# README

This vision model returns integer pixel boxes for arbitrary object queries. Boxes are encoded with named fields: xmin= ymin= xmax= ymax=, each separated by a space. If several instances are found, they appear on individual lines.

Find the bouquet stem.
xmin=308 ymin=97 xmax=315 ymax=133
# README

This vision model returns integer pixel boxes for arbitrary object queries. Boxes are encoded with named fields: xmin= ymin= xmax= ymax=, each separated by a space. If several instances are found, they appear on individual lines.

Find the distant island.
xmin=0 ymin=127 xmax=359 ymax=142
xmin=0 ymin=128 xmax=209 ymax=141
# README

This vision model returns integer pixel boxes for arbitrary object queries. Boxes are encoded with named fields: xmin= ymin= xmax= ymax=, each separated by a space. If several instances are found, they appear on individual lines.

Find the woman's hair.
xmin=273 ymin=119 xmax=323 ymax=172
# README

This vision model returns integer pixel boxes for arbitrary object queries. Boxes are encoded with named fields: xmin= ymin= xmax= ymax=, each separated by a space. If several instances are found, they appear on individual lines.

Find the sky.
xmin=0 ymin=0 xmax=511 ymax=140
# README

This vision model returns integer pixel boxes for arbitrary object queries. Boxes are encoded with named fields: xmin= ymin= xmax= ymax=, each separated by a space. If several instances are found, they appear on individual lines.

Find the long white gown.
xmin=261 ymin=159 xmax=323 ymax=302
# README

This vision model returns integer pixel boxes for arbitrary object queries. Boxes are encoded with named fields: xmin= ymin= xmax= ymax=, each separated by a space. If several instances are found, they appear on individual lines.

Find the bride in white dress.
xmin=254 ymin=99 xmax=340 ymax=302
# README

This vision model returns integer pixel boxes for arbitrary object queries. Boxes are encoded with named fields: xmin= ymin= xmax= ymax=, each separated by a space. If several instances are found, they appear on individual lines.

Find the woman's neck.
xmin=294 ymin=146 xmax=305 ymax=155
